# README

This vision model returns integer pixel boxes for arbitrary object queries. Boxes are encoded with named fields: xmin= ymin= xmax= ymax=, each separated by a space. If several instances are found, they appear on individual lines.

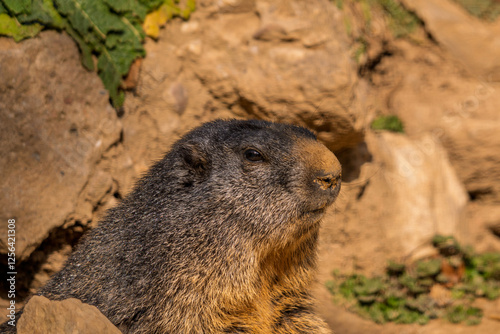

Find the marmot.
xmin=3 ymin=119 xmax=341 ymax=333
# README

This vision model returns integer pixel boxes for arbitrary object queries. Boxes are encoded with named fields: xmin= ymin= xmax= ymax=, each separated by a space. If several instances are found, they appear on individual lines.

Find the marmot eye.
xmin=244 ymin=149 xmax=264 ymax=162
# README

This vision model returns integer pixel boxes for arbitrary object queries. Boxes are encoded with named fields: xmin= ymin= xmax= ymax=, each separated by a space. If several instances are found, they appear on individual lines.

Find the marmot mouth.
xmin=303 ymin=206 xmax=327 ymax=219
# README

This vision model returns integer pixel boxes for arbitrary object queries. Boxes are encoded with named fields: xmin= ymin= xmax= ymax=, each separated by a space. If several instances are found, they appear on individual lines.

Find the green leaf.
xmin=387 ymin=261 xmax=405 ymax=276
xmin=0 ymin=13 xmax=42 ymax=42
xmin=446 ymin=305 xmax=483 ymax=324
xmin=16 ymin=0 xmax=64 ymax=28
xmin=378 ymin=0 xmax=420 ymax=38
xmin=64 ymin=22 xmax=95 ymax=71
xmin=138 ymin=0 xmax=165 ymax=11
xmin=371 ymin=115 xmax=405 ymax=133
xmin=367 ymin=303 xmax=386 ymax=324
xmin=416 ymin=259 xmax=441 ymax=278
xmin=453 ymin=0 xmax=500 ymax=22
xmin=2 ymin=0 xmax=32 ymax=15
xmin=51 ymin=0 xmax=150 ymax=107
xmin=180 ymin=0 xmax=196 ymax=19
xmin=186 ymin=0 xmax=196 ymax=11
xmin=103 ymin=0 xmax=149 ymax=19
xmin=98 ymin=50 xmax=125 ymax=107
xmin=54 ymin=0 xmax=109 ymax=40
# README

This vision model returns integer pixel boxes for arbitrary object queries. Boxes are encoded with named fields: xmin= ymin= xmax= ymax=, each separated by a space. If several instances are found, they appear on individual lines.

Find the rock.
xmin=29 ymin=245 xmax=73 ymax=294
xmin=316 ymin=132 xmax=469 ymax=289
xmin=409 ymin=245 xmax=440 ymax=263
xmin=401 ymin=0 xmax=500 ymax=81
xmin=366 ymin=132 xmax=469 ymax=253
xmin=429 ymin=284 xmax=453 ymax=308
xmin=490 ymin=223 xmax=500 ymax=239
xmin=122 ymin=0 xmax=363 ymax=174
xmin=443 ymin=121 xmax=500 ymax=202
xmin=465 ymin=203 xmax=500 ymax=253
xmin=0 ymin=31 xmax=123 ymax=261
xmin=217 ymin=0 xmax=256 ymax=13
xmin=385 ymin=42 xmax=500 ymax=202
xmin=318 ymin=132 xmax=469 ymax=279
xmin=236 ymin=0 xmax=364 ymax=151
xmin=17 ymin=296 xmax=121 ymax=334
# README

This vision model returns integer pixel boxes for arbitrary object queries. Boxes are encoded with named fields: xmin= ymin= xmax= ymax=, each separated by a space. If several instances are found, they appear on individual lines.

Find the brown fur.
xmin=1 ymin=120 xmax=341 ymax=333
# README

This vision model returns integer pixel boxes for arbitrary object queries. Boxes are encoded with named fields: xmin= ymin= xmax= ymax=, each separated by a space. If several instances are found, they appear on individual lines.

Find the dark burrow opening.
xmin=0 ymin=222 xmax=90 ymax=302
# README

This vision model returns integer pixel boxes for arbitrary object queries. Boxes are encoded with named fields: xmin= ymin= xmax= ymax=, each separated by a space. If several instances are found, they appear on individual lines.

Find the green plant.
xmin=371 ymin=115 xmax=405 ymax=133
xmin=446 ymin=305 xmax=483 ymax=325
xmin=353 ymin=38 xmax=367 ymax=63
xmin=0 ymin=0 xmax=196 ymax=108
xmin=416 ymin=259 xmax=441 ymax=278
xmin=453 ymin=0 xmax=500 ymax=21
xmin=433 ymin=235 xmax=462 ymax=256
xmin=343 ymin=0 xmax=421 ymax=38
xmin=377 ymin=0 xmax=420 ymax=38
xmin=327 ymin=235 xmax=500 ymax=325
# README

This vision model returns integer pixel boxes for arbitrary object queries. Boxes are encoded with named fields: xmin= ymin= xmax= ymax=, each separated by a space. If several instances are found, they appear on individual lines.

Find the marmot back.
xmin=4 ymin=119 xmax=342 ymax=333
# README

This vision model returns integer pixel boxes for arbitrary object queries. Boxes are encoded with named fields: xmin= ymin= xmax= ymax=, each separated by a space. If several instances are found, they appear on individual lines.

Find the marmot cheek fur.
xmin=4 ymin=119 xmax=342 ymax=333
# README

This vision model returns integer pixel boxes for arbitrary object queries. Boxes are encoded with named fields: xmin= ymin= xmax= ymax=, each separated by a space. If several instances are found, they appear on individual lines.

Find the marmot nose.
xmin=314 ymin=172 xmax=341 ymax=191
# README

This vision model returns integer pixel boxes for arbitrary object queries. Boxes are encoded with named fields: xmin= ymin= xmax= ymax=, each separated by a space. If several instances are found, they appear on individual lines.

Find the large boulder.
xmin=0 ymin=31 xmax=124 ymax=261
xmin=366 ymin=132 xmax=468 ymax=250
xmin=401 ymin=0 xmax=500 ymax=81
xmin=122 ymin=0 xmax=364 ymax=175
xmin=315 ymin=131 xmax=470 ymax=331
xmin=318 ymin=132 xmax=468 ymax=276
xmin=384 ymin=42 xmax=500 ymax=203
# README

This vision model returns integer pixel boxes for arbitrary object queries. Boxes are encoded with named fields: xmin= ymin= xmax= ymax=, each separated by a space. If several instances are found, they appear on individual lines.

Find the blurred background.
xmin=1 ymin=0 xmax=500 ymax=332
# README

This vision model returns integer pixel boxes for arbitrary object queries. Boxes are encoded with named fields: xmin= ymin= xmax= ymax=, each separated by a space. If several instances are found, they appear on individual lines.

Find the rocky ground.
xmin=1 ymin=0 xmax=500 ymax=332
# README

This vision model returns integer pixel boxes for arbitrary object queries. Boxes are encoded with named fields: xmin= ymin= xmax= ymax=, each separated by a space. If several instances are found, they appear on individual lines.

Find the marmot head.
xmin=141 ymin=119 xmax=341 ymax=250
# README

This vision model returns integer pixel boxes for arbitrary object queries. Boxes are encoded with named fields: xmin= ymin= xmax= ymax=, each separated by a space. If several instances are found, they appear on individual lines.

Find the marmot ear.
xmin=178 ymin=142 xmax=210 ymax=178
